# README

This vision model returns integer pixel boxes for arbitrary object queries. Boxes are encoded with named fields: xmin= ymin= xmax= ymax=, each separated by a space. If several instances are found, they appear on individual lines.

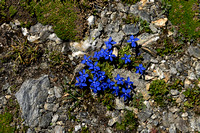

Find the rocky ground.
xmin=0 ymin=0 xmax=200 ymax=133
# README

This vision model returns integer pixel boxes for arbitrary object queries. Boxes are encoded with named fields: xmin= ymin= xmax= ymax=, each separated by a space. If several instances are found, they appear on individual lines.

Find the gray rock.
xmin=188 ymin=71 xmax=197 ymax=80
xmin=98 ymin=23 xmax=103 ymax=32
xmin=54 ymin=126 xmax=64 ymax=133
xmin=52 ymin=114 xmax=59 ymax=123
xmin=149 ymin=23 xmax=158 ymax=33
xmin=195 ymin=63 xmax=200 ymax=76
xmin=105 ymin=23 xmax=119 ymax=34
xmin=27 ymin=128 xmax=35 ymax=133
xmin=15 ymin=75 xmax=50 ymax=127
xmin=90 ymin=29 xmax=101 ymax=40
xmin=39 ymin=112 xmax=53 ymax=128
xmin=115 ymin=98 xmax=125 ymax=110
xmin=54 ymin=86 xmax=63 ymax=98
xmin=196 ymin=116 xmax=200 ymax=131
xmin=22 ymin=27 xmax=28 ymax=36
xmin=176 ymin=61 xmax=184 ymax=72
xmin=46 ymin=95 xmax=56 ymax=103
xmin=175 ymin=117 xmax=189 ymax=132
xmin=129 ymin=5 xmax=140 ymax=16
xmin=74 ymin=124 xmax=81 ymax=132
xmin=106 ymin=127 xmax=112 ymax=133
xmin=110 ymin=12 xmax=117 ymax=21
xmin=169 ymin=124 xmax=176 ymax=133
xmin=162 ymin=111 xmax=170 ymax=127
xmin=117 ymin=3 xmax=125 ymax=12
xmin=48 ymin=33 xmax=62 ymax=44
xmin=122 ymin=24 xmax=139 ymax=35
xmin=139 ymin=11 xmax=151 ymax=22
xmin=170 ymin=89 xmax=180 ymax=96
xmin=170 ymin=67 xmax=177 ymax=75
xmin=137 ymin=33 xmax=159 ymax=46
xmin=110 ymin=31 xmax=124 ymax=44
xmin=188 ymin=46 xmax=200 ymax=59
xmin=108 ymin=116 xmax=121 ymax=126
xmin=44 ymin=103 xmax=54 ymax=111
xmin=138 ymin=108 xmax=152 ymax=122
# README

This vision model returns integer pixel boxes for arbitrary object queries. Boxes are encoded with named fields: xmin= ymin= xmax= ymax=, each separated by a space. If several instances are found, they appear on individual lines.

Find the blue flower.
xmin=75 ymin=77 xmax=87 ymax=89
xmin=93 ymin=51 xmax=100 ymax=60
xmin=79 ymin=69 xmax=89 ymax=82
xmin=120 ymin=88 xmax=131 ymax=101
xmin=101 ymin=82 xmax=108 ymax=91
xmin=88 ymin=61 xmax=100 ymax=71
xmin=125 ymin=77 xmax=134 ymax=89
xmin=115 ymin=74 xmax=124 ymax=85
xmin=104 ymin=49 xmax=116 ymax=61
xmin=81 ymin=55 xmax=92 ymax=66
xmin=121 ymin=54 xmax=131 ymax=64
xmin=112 ymin=86 xmax=120 ymax=96
xmin=136 ymin=64 xmax=146 ymax=75
xmin=98 ymin=71 xmax=106 ymax=81
xmin=89 ymin=76 xmax=101 ymax=93
xmin=105 ymin=37 xmax=116 ymax=49
xmin=107 ymin=79 xmax=115 ymax=89
xmin=127 ymin=35 xmax=139 ymax=48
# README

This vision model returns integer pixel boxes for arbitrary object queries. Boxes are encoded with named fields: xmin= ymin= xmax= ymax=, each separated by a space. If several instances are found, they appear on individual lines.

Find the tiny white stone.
xmin=22 ymin=27 xmax=28 ymax=36
xmin=87 ymin=15 xmax=95 ymax=26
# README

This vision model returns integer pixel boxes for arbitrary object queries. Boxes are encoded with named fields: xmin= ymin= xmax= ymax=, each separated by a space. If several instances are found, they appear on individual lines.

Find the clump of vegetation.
xmin=149 ymin=80 xmax=169 ymax=107
xmin=0 ymin=0 xmax=7 ymax=23
xmin=116 ymin=110 xmax=138 ymax=131
xmin=131 ymin=92 xmax=146 ymax=110
xmin=183 ymin=86 xmax=200 ymax=110
xmin=98 ymin=92 xmax=115 ymax=110
xmin=121 ymin=0 xmax=140 ymax=5
xmin=0 ymin=112 xmax=15 ymax=133
xmin=8 ymin=5 xmax=17 ymax=17
xmin=122 ymin=14 xmax=152 ymax=33
xmin=156 ymin=32 xmax=182 ymax=57
xmin=49 ymin=51 xmax=69 ymax=68
xmin=1 ymin=39 xmax=42 ymax=66
xmin=149 ymin=79 xmax=184 ymax=107
xmin=166 ymin=0 xmax=200 ymax=41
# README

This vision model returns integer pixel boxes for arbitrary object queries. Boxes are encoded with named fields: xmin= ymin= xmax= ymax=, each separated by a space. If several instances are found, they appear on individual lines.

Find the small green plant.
xmin=183 ymin=86 xmax=200 ymax=109
xmin=8 ymin=5 xmax=17 ymax=17
xmin=116 ymin=110 xmax=138 ymax=131
xmin=121 ymin=0 xmax=140 ymax=5
xmin=156 ymin=36 xmax=182 ymax=57
xmin=49 ymin=51 xmax=69 ymax=68
xmin=131 ymin=93 xmax=146 ymax=110
xmin=0 ymin=112 xmax=15 ymax=133
xmin=2 ymin=39 xmax=42 ymax=66
xmin=81 ymin=126 xmax=89 ymax=133
xmin=149 ymin=80 xmax=169 ymax=106
xmin=98 ymin=92 xmax=115 ymax=110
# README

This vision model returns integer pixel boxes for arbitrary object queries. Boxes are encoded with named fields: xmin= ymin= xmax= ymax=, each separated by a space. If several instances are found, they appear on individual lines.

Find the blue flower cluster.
xmin=75 ymin=35 xmax=145 ymax=101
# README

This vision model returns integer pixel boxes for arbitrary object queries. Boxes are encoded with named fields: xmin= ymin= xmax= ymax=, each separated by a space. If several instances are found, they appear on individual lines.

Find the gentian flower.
xmin=107 ymin=79 xmax=115 ymax=89
xmin=98 ymin=71 xmax=106 ymax=81
xmin=93 ymin=51 xmax=100 ymax=60
xmin=105 ymin=37 xmax=116 ymax=49
xmin=79 ymin=69 xmax=89 ymax=82
xmin=101 ymin=82 xmax=108 ymax=91
xmin=120 ymin=88 xmax=131 ymax=101
xmin=115 ymin=74 xmax=124 ymax=85
xmin=81 ymin=55 xmax=92 ymax=66
xmin=136 ymin=64 xmax=146 ymax=75
xmin=121 ymin=54 xmax=131 ymax=64
xmin=112 ymin=86 xmax=120 ymax=96
xmin=75 ymin=77 xmax=87 ymax=89
xmin=98 ymin=48 xmax=105 ymax=58
xmin=104 ymin=50 xmax=116 ymax=61
xmin=89 ymin=76 xmax=101 ymax=92
xmin=88 ymin=61 xmax=100 ymax=71
xmin=127 ymin=35 xmax=139 ymax=48
xmin=125 ymin=77 xmax=134 ymax=89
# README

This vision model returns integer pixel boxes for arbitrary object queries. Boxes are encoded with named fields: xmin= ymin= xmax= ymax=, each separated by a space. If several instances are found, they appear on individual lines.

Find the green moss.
xmin=97 ymin=61 xmax=114 ymax=79
xmin=22 ymin=0 xmax=80 ymax=41
xmin=116 ymin=110 xmax=138 ymax=131
xmin=0 ymin=112 xmax=15 ymax=133
xmin=98 ymin=92 xmax=115 ymax=110
xmin=149 ymin=80 xmax=169 ymax=106
xmin=167 ymin=0 xmax=200 ymax=41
